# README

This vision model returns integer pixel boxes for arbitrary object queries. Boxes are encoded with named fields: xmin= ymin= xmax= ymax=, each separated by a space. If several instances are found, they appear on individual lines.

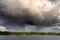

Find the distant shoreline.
xmin=0 ymin=31 xmax=60 ymax=35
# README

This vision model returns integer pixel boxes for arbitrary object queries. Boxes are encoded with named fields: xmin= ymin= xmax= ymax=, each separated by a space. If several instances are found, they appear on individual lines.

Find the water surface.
xmin=0 ymin=35 xmax=60 ymax=40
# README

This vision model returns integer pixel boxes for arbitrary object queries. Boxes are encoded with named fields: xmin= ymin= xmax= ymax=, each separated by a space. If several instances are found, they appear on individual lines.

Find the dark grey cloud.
xmin=0 ymin=0 xmax=60 ymax=32
xmin=0 ymin=0 xmax=58 ymax=26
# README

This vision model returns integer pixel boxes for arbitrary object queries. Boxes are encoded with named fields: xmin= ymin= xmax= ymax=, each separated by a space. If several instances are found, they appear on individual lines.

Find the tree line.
xmin=0 ymin=31 xmax=60 ymax=35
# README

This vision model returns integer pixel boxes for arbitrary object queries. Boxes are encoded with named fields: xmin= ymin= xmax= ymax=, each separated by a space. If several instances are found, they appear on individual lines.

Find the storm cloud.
xmin=0 ymin=0 xmax=60 ymax=31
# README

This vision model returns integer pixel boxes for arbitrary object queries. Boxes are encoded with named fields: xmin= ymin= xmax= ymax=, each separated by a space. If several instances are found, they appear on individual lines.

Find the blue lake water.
xmin=0 ymin=35 xmax=60 ymax=40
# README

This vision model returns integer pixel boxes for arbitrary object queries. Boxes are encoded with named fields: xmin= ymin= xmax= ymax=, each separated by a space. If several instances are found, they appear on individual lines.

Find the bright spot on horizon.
xmin=25 ymin=24 xmax=36 ymax=32
xmin=0 ymin=26 xmax=8 ymax=31
xmin=57 ymin=27 xmax=60 ymax=29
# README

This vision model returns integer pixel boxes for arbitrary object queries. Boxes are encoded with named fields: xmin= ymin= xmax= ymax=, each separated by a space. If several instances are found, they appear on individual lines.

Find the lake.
xmin=0 ymin=35 xmax=60 ymax=40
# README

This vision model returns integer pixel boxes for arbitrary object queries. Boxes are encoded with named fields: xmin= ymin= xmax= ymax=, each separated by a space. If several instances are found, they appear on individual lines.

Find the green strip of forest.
xmin=0 ymin=31 xmax=60 ymax=35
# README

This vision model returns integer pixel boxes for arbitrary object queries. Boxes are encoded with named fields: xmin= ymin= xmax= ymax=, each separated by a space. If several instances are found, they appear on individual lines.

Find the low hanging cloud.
xmin=0 ymin=0 xmax=60 ymax=31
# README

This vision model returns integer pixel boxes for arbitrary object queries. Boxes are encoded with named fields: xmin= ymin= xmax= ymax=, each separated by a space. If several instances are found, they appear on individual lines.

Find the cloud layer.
xmin=0 ymin=0 xmax=60 ymax=31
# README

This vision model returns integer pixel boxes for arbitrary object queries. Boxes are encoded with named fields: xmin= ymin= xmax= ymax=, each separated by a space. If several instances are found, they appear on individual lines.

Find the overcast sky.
xmin=0 ymin=0 xmax=60 ymax=32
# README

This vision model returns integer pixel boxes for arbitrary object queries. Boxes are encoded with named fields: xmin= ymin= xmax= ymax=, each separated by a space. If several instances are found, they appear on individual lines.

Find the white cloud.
xmin=0 ymin=26 xmax=8 ymax=31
